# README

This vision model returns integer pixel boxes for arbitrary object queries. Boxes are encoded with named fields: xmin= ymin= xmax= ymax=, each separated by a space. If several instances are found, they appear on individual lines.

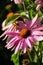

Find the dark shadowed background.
xmin=0 ymin=0 xmax=18 ymax=65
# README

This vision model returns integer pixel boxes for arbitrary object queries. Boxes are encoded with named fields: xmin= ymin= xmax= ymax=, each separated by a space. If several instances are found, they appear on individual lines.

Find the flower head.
xmin=35 ymin=0 xmax=43 ymax=10
xmin=5 ymin=14 xmax=43 ymax=54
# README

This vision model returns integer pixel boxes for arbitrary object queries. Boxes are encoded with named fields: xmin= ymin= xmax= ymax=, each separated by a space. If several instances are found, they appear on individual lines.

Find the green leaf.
xmin=5 ymin=11 xmax=30 ymax=26
xmin=33 ymin=53 xmax=37 ymax=62
xmin=34 ymin=41 xmax=39 ymax=51
xmin=11 ymin=53 xmax=20 ymax=65
xmin=42 ymin=51 xmax=43 ymax=63
xmin=5 ymin=14 xmax=21 ymax=26
xmin=29 ymin=50 xmax=37 ymax=62
xmin=17 ymin=4 xmax=24 ymax=11
xmin=29 ymin=10 xmax=33 ymax=19
xmin=38 ymin=10 xmax=43 ymax=17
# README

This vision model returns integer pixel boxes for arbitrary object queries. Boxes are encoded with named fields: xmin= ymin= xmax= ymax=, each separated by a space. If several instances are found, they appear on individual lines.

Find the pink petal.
xmin=24 ymin=19 xmax=31 ymax=28
xmin=30 ymin=14 xmax=38 ymax=28
xmin=32 ymin=31 xmax=43 ymax=36
xmin=14 ymin=39 xmax=23 ymax=54
xmin=33 ymin=26 xmax=43 ymax=31
xmin=6 ymin=36 xmax=21 ymax=46
xmin=33 ymin=36 xmax=43 ymax=41
xmin=28 ymin=36 xmax=35 ymax=45
xmin=36 ymin=4 xmax=41 ymax=10
xmin=5 ymin=36 xmax=21 ymax=49
xmin=6 ymin=36 xmax=13 ymax=43
xmin=6 ymin=30 xmax=19 ymax=42
xmin=3 ymin=35 xmax=8 ymax=40
xmin=17 ymin=21 xmax=25 ymax=30
xmin=14 ymin=0 xmax=23 ymax=4
xmin=23 ymin=39 xmax=27 ymax=53
xmin=0 ymin=29 xmax=9 ymax=38
xmin=6 ymin=31 xmax=19 ymax=36
xmin=25 ymin=38 xmax=32 ymax=49
xmin=35 ymin=0 xmax=41 ymax=4
xmin=6 ymin=39 xmax=20 ymax=49
xmin=2 ymin=20 xmax=6 ymax=28
xmin=30 ymin=14 xmax=42 ymax=28
xmin=2 ymin=24 xmax=12 ymax=31
xmin=12 ymin=27 xmax=16 ymax=32
xmin=0 ymin=25 xmax=15 ymax=38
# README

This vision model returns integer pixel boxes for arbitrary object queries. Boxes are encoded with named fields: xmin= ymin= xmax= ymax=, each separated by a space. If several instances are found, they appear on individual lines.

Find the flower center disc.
xmin=20 ymin=28 xmax=31 ymax=38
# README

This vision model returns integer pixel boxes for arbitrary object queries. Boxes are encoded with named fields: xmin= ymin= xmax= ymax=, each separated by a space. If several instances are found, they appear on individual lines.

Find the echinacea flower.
xmin=5 ymin=14 xmax=43 ymax=54
xmin=35 ymin=0 xmax=43 ymax=10
xmin=14 ymin=0 xmax=23 ymax=4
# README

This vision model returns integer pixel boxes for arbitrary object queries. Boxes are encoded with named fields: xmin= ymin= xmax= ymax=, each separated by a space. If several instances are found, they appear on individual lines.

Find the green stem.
xmin=22 ymin=2 xmax=26 ymax=12
xmin=28 ymin=51 xmax=32 ymax=62
xmin=29 ymin=53 xmax=32 ymax=62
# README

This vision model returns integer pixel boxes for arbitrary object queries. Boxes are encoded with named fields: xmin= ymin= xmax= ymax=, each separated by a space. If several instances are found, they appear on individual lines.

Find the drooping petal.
xmin=3 ymin=35 xmax=8 ymax=40
xmin=0 ymin=25 xmax=14 ymax=38
xmin=2 ymin=24 xmax=12 ymax=31
xmin=2 ymin=20 xmax=6 ymax=28
xmin=5 ymin=36 xmax=21 ymax=49
xmin=6 ymin=30 xmax=18 ymax=42
xmin=5 ymin=36 xmax=17 ymax=47
xmin=6 ymin=36 xmax=21 ymax=46
xmin=6 ymin=36 xmax=13 ymax=43
xmin=0 ymin=29 xmax=9 ymax=38
xmin=2 ymin=19 xmax=14 ymax=31
xmin=6 ymin=39 xmax=21 ymax=49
